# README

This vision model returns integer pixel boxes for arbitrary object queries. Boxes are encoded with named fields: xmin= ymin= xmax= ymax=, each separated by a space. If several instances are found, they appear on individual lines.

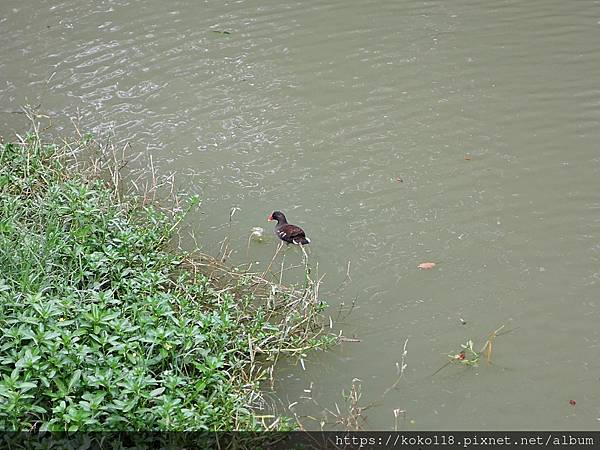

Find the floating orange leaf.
xmin=417 ymin=262 xmax=436 ymax=270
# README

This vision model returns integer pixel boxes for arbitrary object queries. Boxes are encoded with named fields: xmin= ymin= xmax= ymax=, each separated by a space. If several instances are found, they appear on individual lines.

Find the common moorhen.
xmin=268 ymin=211 xmax=311 ymax=245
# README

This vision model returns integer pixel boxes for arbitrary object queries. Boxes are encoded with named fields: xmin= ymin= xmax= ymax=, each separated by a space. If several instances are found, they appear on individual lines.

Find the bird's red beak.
xmin=267 ymin=213 xmax=273 ymax=221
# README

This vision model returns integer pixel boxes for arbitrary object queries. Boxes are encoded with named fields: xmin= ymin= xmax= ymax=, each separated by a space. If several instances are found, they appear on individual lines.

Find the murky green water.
xmin=2 ymin=0 xmax=600 ymax=430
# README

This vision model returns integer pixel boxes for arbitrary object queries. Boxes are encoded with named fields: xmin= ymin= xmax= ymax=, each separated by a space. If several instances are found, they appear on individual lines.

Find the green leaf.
xmin=29 ymin=405 xmax=47 ymax=414
xmin=68 ymin=370 xmax=82 ymax=392
xmin=17 ymin=381 xmax=37 ymax=392
xmin=149 ymin=387 xmax=165 ymax=397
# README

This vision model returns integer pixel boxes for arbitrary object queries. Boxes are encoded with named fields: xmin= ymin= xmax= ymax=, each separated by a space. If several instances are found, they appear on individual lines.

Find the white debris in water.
xmin=250 ymin=227 xmax=264 ymax=241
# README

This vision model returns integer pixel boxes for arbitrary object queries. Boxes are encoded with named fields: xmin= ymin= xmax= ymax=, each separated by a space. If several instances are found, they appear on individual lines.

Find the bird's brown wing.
xmin=277 ymin=224 xmax=306 ymax=243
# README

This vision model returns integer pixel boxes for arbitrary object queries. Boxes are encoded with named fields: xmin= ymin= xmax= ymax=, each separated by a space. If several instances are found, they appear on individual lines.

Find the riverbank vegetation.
xmin=0 ymin=117 xmax=333 ymax=431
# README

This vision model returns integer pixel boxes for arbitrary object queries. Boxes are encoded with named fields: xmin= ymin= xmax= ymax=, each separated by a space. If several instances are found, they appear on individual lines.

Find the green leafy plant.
xmin=0 ymin=116 xmax=333 ymax=431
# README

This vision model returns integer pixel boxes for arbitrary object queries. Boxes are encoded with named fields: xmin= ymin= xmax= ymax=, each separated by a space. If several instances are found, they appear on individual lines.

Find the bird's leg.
xmin=299 ymin=243 xmax=309 ymax=260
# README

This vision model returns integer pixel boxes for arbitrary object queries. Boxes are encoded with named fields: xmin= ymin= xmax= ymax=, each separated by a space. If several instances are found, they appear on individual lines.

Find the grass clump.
xmin=0 ymin=122 xmax=332 ymax=431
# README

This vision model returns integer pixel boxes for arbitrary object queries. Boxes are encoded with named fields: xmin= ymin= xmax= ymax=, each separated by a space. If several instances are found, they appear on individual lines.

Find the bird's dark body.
xmin=268 ymin=211 xmax=310 ymax=245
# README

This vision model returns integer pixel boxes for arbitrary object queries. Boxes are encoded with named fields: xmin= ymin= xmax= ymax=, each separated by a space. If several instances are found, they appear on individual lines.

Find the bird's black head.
xmin=267 ymin=211 xmax=287 ymax=223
